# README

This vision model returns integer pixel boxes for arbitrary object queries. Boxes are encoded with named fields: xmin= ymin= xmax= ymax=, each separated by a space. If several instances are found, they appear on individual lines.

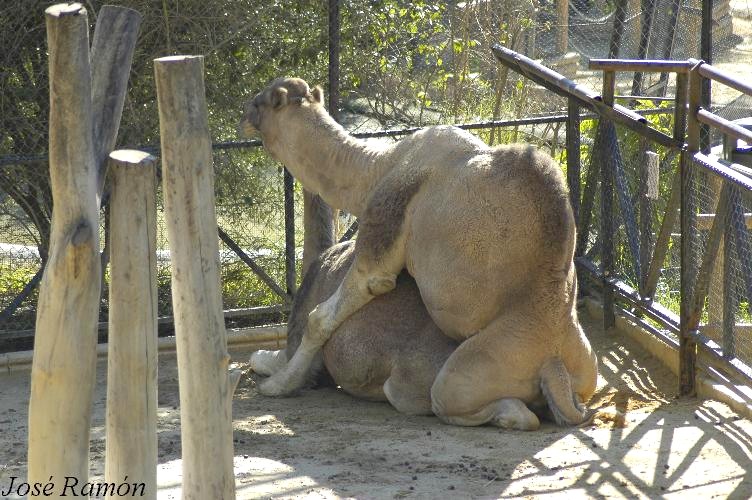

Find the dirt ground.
xmin=1 ymin=309 xmax=751 ymax=499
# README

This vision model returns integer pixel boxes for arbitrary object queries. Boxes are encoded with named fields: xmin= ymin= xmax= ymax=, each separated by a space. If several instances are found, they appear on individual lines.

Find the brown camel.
xmin=239 ymin=78 xmax=598 ymax=426
xmin=251 ymin=240 xmax=581 ymax=429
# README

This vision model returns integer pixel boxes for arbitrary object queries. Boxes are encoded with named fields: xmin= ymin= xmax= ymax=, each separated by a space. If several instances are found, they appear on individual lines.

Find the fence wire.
xmin=2 ymin=0 xmax=752 ymax=348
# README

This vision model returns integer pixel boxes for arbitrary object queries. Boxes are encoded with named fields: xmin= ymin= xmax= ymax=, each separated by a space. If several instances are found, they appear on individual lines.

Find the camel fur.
xmin=251 ymin=241 xmax=465 ymax=418
xmin=240 ymin=78 xmax=598 ymax=426
xmin=251 ymin=240 xmax=585 ymax=430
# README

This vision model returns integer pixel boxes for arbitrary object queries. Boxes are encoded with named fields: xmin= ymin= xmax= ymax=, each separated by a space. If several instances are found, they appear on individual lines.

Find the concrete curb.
xmin=584 ymin=297 xmax=752 ymax=420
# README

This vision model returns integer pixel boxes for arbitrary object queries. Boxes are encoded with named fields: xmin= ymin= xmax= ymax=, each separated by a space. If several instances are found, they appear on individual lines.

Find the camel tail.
xmin=540 ymin=357 xmax=587 ymax=426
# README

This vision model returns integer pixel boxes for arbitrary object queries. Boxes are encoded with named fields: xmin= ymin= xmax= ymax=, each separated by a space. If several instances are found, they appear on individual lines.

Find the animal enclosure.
xmin=2 ymin=0 xmax=752 ymax=349
xmin=1 ymin=0 xmax=752 ymax=497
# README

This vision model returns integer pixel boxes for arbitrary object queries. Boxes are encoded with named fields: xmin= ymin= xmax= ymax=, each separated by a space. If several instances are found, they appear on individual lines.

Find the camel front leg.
xmin=258 ymin=254 xmax=399 ymax=396
xmin=249 ymin=349 xmax=287 ymax=376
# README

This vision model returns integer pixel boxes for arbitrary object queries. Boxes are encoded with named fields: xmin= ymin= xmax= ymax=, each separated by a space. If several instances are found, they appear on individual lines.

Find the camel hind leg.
xmin=383 ymin=363 xmax=438 ymax=416
xmin=430 ymin=309 xmax=589 ymax=429
xmin=437 ymin=398 xmax=540 ymax=430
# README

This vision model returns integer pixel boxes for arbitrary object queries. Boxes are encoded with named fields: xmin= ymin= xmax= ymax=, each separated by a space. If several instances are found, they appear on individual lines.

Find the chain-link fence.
xmin=2 ymin=0 xmax=752 ymax=351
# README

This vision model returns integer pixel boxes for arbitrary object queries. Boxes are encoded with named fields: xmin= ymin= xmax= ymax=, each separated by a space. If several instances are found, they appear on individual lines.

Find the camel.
xmin=251 ymin=240 xmax=591 ymax=429
xmin=250 ymin=241 xmax=466 ymax=418
xmin=239 ymin=78 xmax=598 ymax=426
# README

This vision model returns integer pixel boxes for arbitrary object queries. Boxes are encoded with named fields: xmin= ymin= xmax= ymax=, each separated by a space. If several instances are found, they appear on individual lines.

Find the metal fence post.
xmin=700 ymin=0 xmax=713 ymax=151
xmin=566 ymin=98 xmax=581 ymax=226
xmin=601 ymin=71 xmax=617 ymax=330
xmin=679 ymin=62 xmax=703 ymax=396
xmin=284 ymin=168 xmax=296 ymax=297
xmin=608 ymin=0 xmax=628 ymax=59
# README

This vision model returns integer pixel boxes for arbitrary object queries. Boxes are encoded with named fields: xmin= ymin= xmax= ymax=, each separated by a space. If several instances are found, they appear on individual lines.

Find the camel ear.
xmin=312 ymin=86 xmax=324 ymax=104
xmin=270 ymin=87 xmax=288 ymax=109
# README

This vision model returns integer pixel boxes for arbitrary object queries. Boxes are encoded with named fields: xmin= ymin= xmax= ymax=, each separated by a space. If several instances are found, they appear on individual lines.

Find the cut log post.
xmin=27 ymin=3 xmax=101 ymax=487
xmin=154 ymin=55 xmax=236 ymax=500
xmin=90 ymin=5 xmax=142 ymax=201
xmin=302 ymin=190 xmax=335 ymax=275
xmin=105 ymin=150 xmax=158 ymax=499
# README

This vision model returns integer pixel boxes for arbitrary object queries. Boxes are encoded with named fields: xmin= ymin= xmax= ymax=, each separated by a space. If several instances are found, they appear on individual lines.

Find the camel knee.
xmin=307 ymin=303 xmax=337 ymax=344
xmin=430 ymin=373 xmax=481 ymax=418
xmin=366 ymin=273 xmax=397 ymax=296
xmin=384 ymin=377 xmax=433 ymax=416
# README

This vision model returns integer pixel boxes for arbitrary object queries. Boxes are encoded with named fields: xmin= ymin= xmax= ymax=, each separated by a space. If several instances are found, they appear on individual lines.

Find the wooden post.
xmin=90 ymin=5 xmax=142 ymax=201
xmin=302 ymin=191 xmax=335 ymax=275
xmin=679 ymin=62 xmax=703 ymax=396
xmin=105 ymin=150 xmax=158 ymax=499
xmin=154 ymin=55 xmax=236 ymax=500
xmin=27 ymin=3 xmax=101 ymax=487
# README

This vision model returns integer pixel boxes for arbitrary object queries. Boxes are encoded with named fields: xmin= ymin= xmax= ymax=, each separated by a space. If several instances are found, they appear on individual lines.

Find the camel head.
xmin=238 ymin=77 xmax=324 ymax=139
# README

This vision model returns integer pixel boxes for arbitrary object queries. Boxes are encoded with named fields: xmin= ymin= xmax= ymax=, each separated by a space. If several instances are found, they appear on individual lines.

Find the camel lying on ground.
xmin=239 ymin=78 xmax=598 ymax=426
xmin=251 ymin=240 xmax=593 ymax=429
xmin=250 ymin=241 xmax=464 ymax=419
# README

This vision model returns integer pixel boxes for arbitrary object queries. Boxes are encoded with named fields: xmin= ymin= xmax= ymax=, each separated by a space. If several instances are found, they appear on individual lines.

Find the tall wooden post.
xmin=27 ymin=3 xmax=101 ymax=487
xmin=105 ymin=150 xmax=158 ymax=499
xmin=302 ymin=191 xmax=335 ymax=275
xmin=90 ymin=5 xmax=142 ymax=200
xmin=155 ymin=55 xmax=236 ymax=500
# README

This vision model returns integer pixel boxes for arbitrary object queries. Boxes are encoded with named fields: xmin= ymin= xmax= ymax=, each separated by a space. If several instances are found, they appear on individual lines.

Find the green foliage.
xmin=0 ymin=262 xmax=38 ymax=298
xmin=341 ymin=0 xmax=538 ymax=125
xmin=0 ymin=0 xmax=545 ymax=330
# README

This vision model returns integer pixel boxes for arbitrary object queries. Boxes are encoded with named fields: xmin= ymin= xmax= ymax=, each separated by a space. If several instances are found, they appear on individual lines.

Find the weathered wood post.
xmin=302 ymin=191 xmax=335 ymax=275
xmin=27 ymin=3 xmax=101 ymax=486
xmin=155 ymin=55 xmax=236 ymax=499
xmin=105 ymin=150 xmax=159 ymax=499
xmin=91 ymin=5 xmax=142 ymax=199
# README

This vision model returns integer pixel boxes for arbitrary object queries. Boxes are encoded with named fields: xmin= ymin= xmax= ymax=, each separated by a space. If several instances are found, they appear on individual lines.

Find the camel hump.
xmin=539 ymin=357 xmax=587 ymax=426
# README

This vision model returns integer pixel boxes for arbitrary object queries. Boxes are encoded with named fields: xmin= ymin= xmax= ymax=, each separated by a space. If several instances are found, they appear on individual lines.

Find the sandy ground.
xmin=1 ymin=309 xmax=751 ymax=499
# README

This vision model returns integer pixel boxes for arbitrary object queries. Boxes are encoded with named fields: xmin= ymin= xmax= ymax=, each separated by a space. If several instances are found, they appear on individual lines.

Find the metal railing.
xmin=493 ymin=44 xmax=752 ymax=396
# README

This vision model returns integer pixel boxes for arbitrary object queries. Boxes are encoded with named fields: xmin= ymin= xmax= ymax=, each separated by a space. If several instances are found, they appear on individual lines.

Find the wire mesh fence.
xmin=2 ymin=0 xmax=752 ymax=351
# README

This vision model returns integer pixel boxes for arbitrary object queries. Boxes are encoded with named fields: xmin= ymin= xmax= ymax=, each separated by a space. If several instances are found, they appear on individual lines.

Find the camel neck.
xmin=268 ymin=108 xmax=392 ymax=217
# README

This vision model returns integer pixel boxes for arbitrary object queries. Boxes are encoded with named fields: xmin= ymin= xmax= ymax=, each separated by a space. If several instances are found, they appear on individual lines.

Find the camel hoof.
xmin=257 ymin=376 xmax=290 ymax=397
xmin=492 ymin=415 xmax=541 ymax=431
xmin=249 ymin=349 xmax=284 ymax=376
